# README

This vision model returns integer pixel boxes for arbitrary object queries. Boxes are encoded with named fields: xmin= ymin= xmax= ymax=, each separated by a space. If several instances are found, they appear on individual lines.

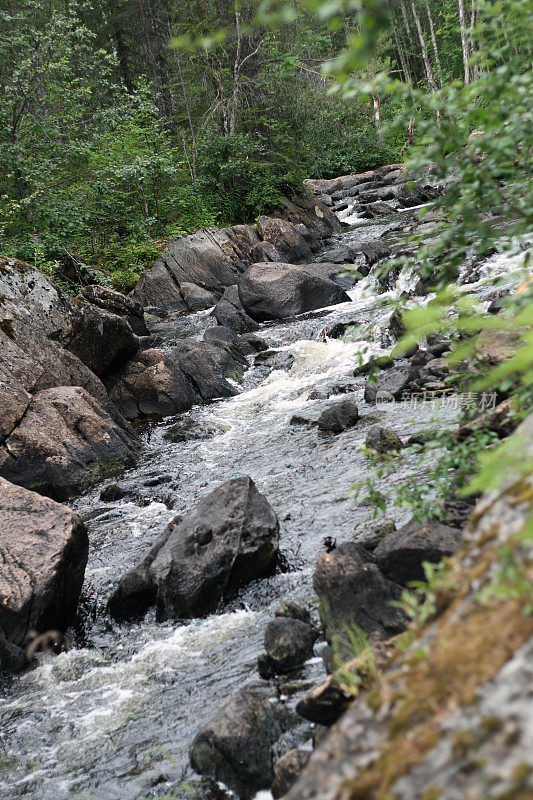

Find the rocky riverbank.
xmin=1 ymin=163 xmax=530 ymax=800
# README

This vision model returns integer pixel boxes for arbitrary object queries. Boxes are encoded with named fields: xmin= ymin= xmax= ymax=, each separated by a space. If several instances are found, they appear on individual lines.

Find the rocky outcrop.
xmin=78 ymin=284 xmax=149 ymax=336
xmin=0 ymin=255 xmax=140 ymax=496
xmin=132 ymin=192 xmax=337 ymax=313
xmin=190 ymin=685 xmax=298 ymax=799
xmin=365 ymin=426 xmax=403 ymax=453
xmin=108 ymin=476 xmax=279 ymax=620
xmin=0 ymin=479 xmax=88 ymax=672
xmin=0 ymin=386 xmax=140 ymax=500
xmin=239 ymin=262 xmax=350 ymax=322
xmin=106 ymin=337 xmax=246 ymax=420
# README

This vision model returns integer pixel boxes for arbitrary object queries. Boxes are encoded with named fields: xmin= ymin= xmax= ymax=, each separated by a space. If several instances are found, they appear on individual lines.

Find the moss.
xmin=452 ymin=729 xmax=479 ymax=758
xmin=420 ymin=788 xmax=442 ymax=800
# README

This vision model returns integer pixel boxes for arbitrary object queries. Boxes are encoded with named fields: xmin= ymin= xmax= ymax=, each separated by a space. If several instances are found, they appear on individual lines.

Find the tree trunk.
xmin=425 ymin=1 xmax=443 ymax=87
xmin=409 ymin=0 xmax=437 ymax=91
xmin=373 ymin=95 xmax=383 ymax=143
xmin=458 ymin=0 xmax=471 ymax=84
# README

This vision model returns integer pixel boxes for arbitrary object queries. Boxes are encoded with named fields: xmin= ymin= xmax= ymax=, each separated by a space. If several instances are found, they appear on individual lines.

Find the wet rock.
xmin=0 ymin=386 xmax=139 ymax=500
xmin=239 ymin=263 xmax=350 ymax=322
xmin=317 ymin=245 xmax=360 ymax=264
xmin=314 ymin=543 xmax=406 ymax=657
xmin=360 ymin=240 xmax=391 ymax=267
xmin=275 ymin=602 xmax=311 ymax=624
xmin=107 ymin=338 xmax=246 ymax=420
xmin=271 ymin=749 xmax=311 ymax=798
xmin=163 ymin=418 xmax=222 ymax=443
xmin=99 ymin=483 xmax=127 ymax=502
xmin=396 ymin=184 xmax=438 ymax=207
xmin=213 ymin=285 xmax=260 ymax=333
xmin=317 ymin=399 xmax=359 ymax=433
xmin=418 ymin=356 xmax=450 ymax=383
xmin=307 ymin=379 xmax=358 ymax=400
xmin=0 ymin=478 xmax=88 ymax=671
xmin=365 ymin=426 xmax=403 ymax=453
xmin=374 ymin=519 xmax=463 ymax=585
xmin=0 ymin=255 xmax=126 ymax=410
xmin=77 ymin=284 xmax=149 ymax=336
xmin=387 ymin=308 xmax=405 ymax=339
xmin=364 ymin=365 xmax=415 ymax=403
xmin=255 ymin=349 xmax=295 ymax=372
xmin=190 ymin=684 xmax=298 ymax=799
xmin=262 ymin=617 xmax=317 ymax=673
xmin=240 ymin=332 xmax=269 ymax=353
xmin=109 ymin=477 xmax=279 ymax=621
xmin=296 ymin=675 xmax=354 ymax=726
xmin=106 ymin=348 xmax=198 ymax=420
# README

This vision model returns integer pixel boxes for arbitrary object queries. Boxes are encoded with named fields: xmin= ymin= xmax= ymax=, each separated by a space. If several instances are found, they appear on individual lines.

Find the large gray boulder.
xmin=106 ymin=338 xmax=247 ymax=420
xmin=213 ymin=285 xmax=260 ymax=333
xmin=314 ymin=543 xmax=406 ymax=659
xmin=239 ymin=263 xmax=350 ymax=322
xmin=256 ymin=216 xmax=314 ymax=261
xmin=109 ymin=476 xmax=279 ymax=620
xmin=0 ymin=386 xmax=139 ymax=500
xmin=0 ymin=478 xmax=88 ymax=672
xmin=190 ymin=685 xmax=298 ymax=798
xmin=374 ymin=519 xmax=463 ymax=585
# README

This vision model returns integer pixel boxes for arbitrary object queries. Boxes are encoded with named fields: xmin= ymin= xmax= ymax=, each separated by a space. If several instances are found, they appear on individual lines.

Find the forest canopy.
xmin=0 ymin=0 xmax=530 ymax=290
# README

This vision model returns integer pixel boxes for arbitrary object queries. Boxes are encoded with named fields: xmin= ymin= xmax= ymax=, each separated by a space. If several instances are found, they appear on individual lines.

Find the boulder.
xmin=172 ymin=339 xmax=247 ymax=402
xmin=365 ymin=426 xmax=403 ymax=454
xmin=190 ymin=685 xmax=298 ymax=798
xmin=239 ymin=263 xmax=350 ymax=322
xmin=213 ymin=285 xmax=260 ymax=333
xmin=0 ymin=386 xmax=139 ymax=500
xmin=296 ymin=675 xmax=354 ymax=726
xmin=317 ymin=399 xmax=359 ymax=433
xmin=257 ymin=216 xmax=314 ymax=261
xmin=364 ymin=365 xmax=415 ymax=403
xmin=109 ymin=476 xmax=279 ymax=620
xmin=314 ymin=543 xmax=406 ymax=658
xmin=66 ymin=302 xmax=140 ymax=378
xmin=78 ymin=284 xmax=149 ymax=336
xmin=0 ymin=478 xmax=88 ymax=671
xmin=179 ymin=281 xmax=218 ymax=311
xmin=262 ymin=617 xmax=317 ymax=673
xmin=271 ymin=749 xmax=311 ymax=799
xmin=275 ymin=602 xmax=311 ymax=624
xmin=249 ymin=241 xmax=284 ymax=263
xmin=360 ymin=241 xmax=390 ymax=267
xmin=0 ymin=255 xmax=126 ymax=406
xmin=106 ymin=347 xmax=198 ymax=420
xmin=374 ymin=519 xmax=463 ymax=585
xmin=396 ymin=184 xmax=438 ymax=207
xmin=317 ymin=245 xmax=360 ymax=264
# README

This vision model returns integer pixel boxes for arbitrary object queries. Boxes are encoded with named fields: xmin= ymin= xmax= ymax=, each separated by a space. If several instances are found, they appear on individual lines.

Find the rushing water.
xmin=0 ymin=208 xmax=525 ymax=800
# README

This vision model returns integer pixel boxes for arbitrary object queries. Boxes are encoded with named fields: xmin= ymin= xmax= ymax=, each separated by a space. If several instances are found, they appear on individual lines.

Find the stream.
xmin=0 ymin=204 xmax=522 ymax=800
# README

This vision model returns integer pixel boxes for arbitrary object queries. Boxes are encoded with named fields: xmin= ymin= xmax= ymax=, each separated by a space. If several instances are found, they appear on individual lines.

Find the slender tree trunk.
xmin=458 ymin=0 xmax=471 ymax=84
xmin=229 ymin=9 xmax=243 ymax=135
xmin=391 ymin=3 xmax=412 ymax=82
xmin=373 ymin=95 xmax=383 ymax=143
xmin=409 ymin=0 xmax=437 ymax=91
xmin=425 ymin=0 xmax=443 ymax=87
xmin=176 ymin=55 xmax=198 ymax=179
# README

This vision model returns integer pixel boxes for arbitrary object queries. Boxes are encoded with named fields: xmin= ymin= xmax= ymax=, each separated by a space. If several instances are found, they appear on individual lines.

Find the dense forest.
xmin=1 ymin=0 xmax=518 ymax=290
